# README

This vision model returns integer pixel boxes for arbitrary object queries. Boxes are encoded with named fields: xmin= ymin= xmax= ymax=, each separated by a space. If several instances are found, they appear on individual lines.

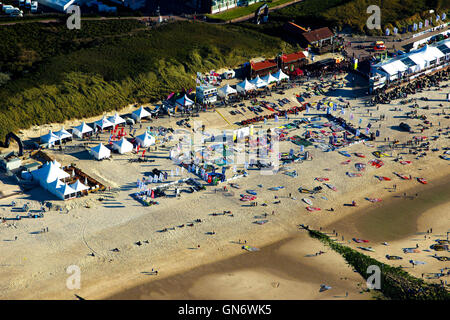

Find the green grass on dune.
xmin=0 ymin=20 xmax=291 ymax=139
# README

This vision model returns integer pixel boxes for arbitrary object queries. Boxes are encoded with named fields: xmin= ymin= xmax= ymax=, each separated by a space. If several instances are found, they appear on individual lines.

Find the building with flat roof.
xmin=196 ymin=85 xmax=218 ymax=104
xmin=37 ymin=0 xmax=75 ymax=12
xmin=369 ymin=38 xmax=450 ymax=92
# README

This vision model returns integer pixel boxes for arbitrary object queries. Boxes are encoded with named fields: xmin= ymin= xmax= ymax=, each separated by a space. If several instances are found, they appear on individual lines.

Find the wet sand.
xmin=328 ymin=173 xmax=450 ymax=242
xmin=108 ymin=233 xmax=372 ymax=300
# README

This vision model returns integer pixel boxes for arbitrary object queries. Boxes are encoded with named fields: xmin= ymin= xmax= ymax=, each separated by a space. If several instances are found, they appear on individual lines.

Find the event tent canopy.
xmin=72 ymin=122 xmax=93 ymax=138
xmin=236 ymin=79 xmax=256 ymax=93
xmin=217 ymin=84 xmax=237 ymax=97
xmin=273 ymin=69 xmax=290 ymax=81
xmin=380 ymin=60 xmax=408 ymax=76
xmin=54 ymin=127 xmax=72 ymax=141
xmin=69 ymin=180 xmax=89 ymax=193
xmin=132 ymin=107 xmax=151 ymax=121
xmin=55 ymin=183 xmax=76 ymax=199
xmin=31 ymin=161 xmax=70 ymax=185
xmin=108 ymin=113 xmax=126 ymax=126
xmin=91 ymin=143 xmax=111 ymax=160
xmin=94 ymin=116 xmax=114 ymax=130
xmin=40 ymin=130 xmax=59 ymax=145
xmin=112 ymin=137 xmax=133 ymax=154
xmin=176 ymin=94 xmax=194 ymax=107
xmin=249 ymin=76 xmax=268 ymax=88
xmin=135 ymin=131 xmax=156 ymax=147
xmin=262 ymin=73 xmax=278 ymax=84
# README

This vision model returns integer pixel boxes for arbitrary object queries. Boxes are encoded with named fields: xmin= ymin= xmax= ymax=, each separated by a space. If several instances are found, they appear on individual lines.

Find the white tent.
xmin=262 ymin=73 xmax=278 ymax=84
xmin=135 ymin=131 xmax=156 ymax=147
xmin=40 ymin=130 xmax=59 ymax=145
xmin=380 ymin=60 xmax=408 ymax=76
xmin=94 ymin=116 xmax=114 ymax=131
xmin=31 ymin=161 xmax=70 ymax=185
xmin=54 ymin=183 xmax=76 ymax=200
xmin=176 ymin=94 xmax=194 ymax=107
xmin=249 ymin=76 xmax=268 ymax=88
xmin=54 ymin=127 xmax=72 ymax=142
xmin=273 ymin=69 xmax=290 ymax=81
xmin=218 ymin=84 xmax=237 ymax=98
xmin=90 ymin=143 xmax=111 ymax=160
xmin=69 ymin=179 xmax=89 ymax=194
xmin=132 ymin=107 xmax=152 ymax=122
xmin=236 ymin=79 xmax=256 ymax=93
xmin=108 ymin=113 xmax=126 ymax=126
xmin=72 ymin=122 xmax=93 ymax=138
xmin=112 ymin=137 xmax=133 ymax=154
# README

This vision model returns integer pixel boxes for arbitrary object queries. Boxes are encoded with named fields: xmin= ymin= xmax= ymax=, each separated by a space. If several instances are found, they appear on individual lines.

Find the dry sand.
xmin=0 ymin=73 xmax=448 ymax=299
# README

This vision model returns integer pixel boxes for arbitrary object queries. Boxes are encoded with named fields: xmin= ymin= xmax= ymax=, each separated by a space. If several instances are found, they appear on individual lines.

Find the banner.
xmin=393 ymin=27 xmax=398 ymax=34
xmin=442 ymin=13 xmax=446 ymax=20
xmin=419 ymin=21 xmax=423 ymax=29
xmin=425 ymin=19 xmax=429 ymax=27
xmin=385 ymin=28 xmax=390 ymax=36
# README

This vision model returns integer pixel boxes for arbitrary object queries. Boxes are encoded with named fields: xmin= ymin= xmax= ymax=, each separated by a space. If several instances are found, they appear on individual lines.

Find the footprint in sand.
xmin=271 ymin=282 xmax=280 ymax=288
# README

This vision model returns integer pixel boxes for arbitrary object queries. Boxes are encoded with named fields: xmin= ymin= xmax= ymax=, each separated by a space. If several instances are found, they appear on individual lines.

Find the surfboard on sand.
xmin=324 ymin=183 xmax=337 ymax=191
xmin=306 ymin=206 xmax=321 ymax=212
xmin=302 ymin=198 xmax=313 ymax=205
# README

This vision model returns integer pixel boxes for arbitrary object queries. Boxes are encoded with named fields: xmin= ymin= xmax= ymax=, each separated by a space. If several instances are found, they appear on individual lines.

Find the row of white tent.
xmin=220 ymin=70 xmax=289 ymax=97
xmin=89 ymin=131 xmax=156 ymax=159
xmin=41 ymin=106 xmax=155 ymax=143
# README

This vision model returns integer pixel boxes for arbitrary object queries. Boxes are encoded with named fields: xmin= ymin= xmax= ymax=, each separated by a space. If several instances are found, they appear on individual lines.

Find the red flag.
xmin=137 ymin=145 xmax=140 ymax=152
xmin=142 ymin=149 xmax=146 ymax=157
xmin=151 ymin=190 xmax=154 ymax=198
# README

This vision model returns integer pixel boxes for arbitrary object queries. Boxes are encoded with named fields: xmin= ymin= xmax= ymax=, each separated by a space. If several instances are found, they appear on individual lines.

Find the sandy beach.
xmin=0 ymin=72 xmax=448 ymax=300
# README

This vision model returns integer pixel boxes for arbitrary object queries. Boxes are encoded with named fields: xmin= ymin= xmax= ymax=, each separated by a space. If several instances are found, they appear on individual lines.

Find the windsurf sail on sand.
xmin=409 ymin=260 xmax=426 ymax=265
xmin=254 ymin=220 xmax=269 ymax=225
xmin=399 ymin=160 xmax=412 ymax=165
xmin=417 ymin=178 xmax=427 ymax=184
xmin=319 ymin=284 xmax=332 ymax=292
xmin=394 ymin=172 xmax=411 ymax=180
xmin=306 ymin=206 xmax=321 ymax=212
xmin=386 ymin=255 xmax=403 ymax=260
xmin=324 ymin=183 xmax=337 ymax=191
xmin=355 ymin=153 xmax=366 ymax=158
xmin=353 ymin=238 xmax=369 ymax=243
xmin=366 ymin=198 xmax=382 ymax=202
xmin=315 ymin=177 xmax=329 ymax=182
xmin=346 ymin=172 xmax=362 ymax=178
xmin=358 ymin=246 xmax=375 ymax=252
xmin=242 ymin=245 xmax=260 ymax=252
xmin=247 ymin=190 xmax=257 ymax=195
xmin=302 ymin=198 xmax=313 ymax=205
xmin=338 ymin=150 xmax=351 ymax=157
xmin=375 ymin=175 xmax=391 ymax=181
xmin=269 ymin=186 xmax=285 ymax=191
xmin=403 ymin=248 xmax=420 ymax=253
xmin=369 ymin=159 xmax=384 ymax=168
xmin=341 ymin=159 xmax=351 ymax=165
xmin=240 ymin=195 xmax=256 ymax=201
xmin=355 ymin=163 xmax=366 ymax=171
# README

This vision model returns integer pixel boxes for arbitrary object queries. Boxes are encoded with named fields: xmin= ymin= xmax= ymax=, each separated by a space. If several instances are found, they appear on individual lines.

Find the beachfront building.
xmin=37 ymin=0 xmax=75 ymax=12
xmin=280 ymin=51 xmax=307 ymax=74
xmin=250 ymin=59 xmax=278 ymax=78
xmin=369 ymin=38 xmax=450 ymax=92
xmin=196 ymin=85 xmax=218 ymax=104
